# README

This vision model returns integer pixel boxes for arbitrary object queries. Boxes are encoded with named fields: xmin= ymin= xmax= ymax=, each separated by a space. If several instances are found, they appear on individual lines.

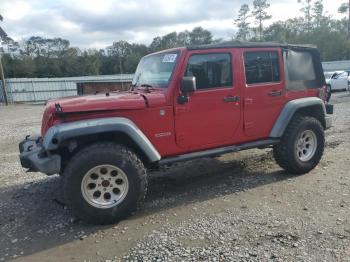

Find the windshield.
xmin=324 ymin=72 xmax=334 ymax=79
xmin=132 ymin=51 xmax=180 ymax=88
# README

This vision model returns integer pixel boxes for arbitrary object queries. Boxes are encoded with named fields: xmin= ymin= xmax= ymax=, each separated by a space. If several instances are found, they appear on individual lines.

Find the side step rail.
xmin=159 ymin=139 xmax=279 ymax=166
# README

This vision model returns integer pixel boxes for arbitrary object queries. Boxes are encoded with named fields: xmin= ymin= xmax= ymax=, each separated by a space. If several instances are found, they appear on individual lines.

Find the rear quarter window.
xmin=284 ymin=50 xmax=319 ymax=90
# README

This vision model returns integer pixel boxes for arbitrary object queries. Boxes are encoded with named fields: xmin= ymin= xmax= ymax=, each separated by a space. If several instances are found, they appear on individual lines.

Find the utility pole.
xmin=0 ymin=53 xmax=7 ymax=105
xmin=0 ymin=14 xmax=8 ymax=105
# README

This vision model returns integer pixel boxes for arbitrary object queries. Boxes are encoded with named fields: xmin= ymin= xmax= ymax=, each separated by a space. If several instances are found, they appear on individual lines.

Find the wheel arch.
xmin=42 ymin=117 xmax=161 ymax=167
xmin=270 ymin=97 xmax=327 ymax=138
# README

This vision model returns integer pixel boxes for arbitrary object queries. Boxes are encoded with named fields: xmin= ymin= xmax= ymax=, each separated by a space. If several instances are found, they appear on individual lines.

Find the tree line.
xmin=0 ymin=27 xmax=214 ymax=78
xmin=235 ymin=0 xmax=350 ymax=60
xmin=1 ymin=0 xmax=350 ymax=78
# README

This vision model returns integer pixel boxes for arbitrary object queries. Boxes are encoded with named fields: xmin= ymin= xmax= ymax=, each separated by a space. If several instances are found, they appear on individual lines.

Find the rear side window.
xmin=244 ymin=51 xmax=280 ymax=85
xmin=284 ymin=50 xmax=318 ymax=90
xmin=185 ymin=53 xmax=232 ymax=90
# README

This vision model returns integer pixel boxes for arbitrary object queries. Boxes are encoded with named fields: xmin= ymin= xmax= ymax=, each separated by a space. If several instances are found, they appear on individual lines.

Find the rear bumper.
xmin=325 ymin=104 xmax=334 ymax=130
xmin=19 ymin=136 xmax=61 ymax=175
xmin=325 ymin=116 xmax=332 ymax=130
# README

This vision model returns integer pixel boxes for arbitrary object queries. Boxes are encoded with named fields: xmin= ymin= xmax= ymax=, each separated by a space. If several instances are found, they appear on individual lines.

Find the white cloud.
xmin=2 ymin=1 xmax=31 ymax=21
xmin=0 ymin=0 xmax=346 ymax=48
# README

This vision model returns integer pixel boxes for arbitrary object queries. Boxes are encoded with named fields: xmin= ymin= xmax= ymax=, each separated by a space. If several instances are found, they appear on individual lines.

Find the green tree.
xmin=189 ymin=27 xmax=212 ymax=45
xmin=21 ymin=36 xmax=70 ymax=58
xmin=161 ymin=32 xmax=178 ymax=49
xmin=60 ymin=47 xmax=83 ymax=76
xmin=149 ymin=36 xmax=162 ymax=52
xmin=0 ymin=36 xmax=20 ymax=54
xmin=107 ymin=41 xmax=132 ymax=74
xmin=81 ymin=49 xmax=102 ymax=75
xmin=235 ymin=4 xmax=251 ymax=41
xmin=298 ymin=0 xmax=313 ymax=32
xmin=339 ymin=1 xmax=350 ymax=37
xmin=124 ymin=43 xmax=148 ymax=73
xmin=264 ymin=18 xmax=304 ymax=42
xmin=252 ymin=0 xmax=272 ymax=40
xmin=148 ymin=27 xmax=212 ymax=51
xmin=177 ymin=31 xmax=191 ymax=46
xmin=312 ymin=0 xmax=324 ymax=28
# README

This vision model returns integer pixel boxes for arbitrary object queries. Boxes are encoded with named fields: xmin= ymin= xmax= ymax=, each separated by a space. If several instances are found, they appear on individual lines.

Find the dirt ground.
xmin=0 ymin=92 xmax=350 ymax=261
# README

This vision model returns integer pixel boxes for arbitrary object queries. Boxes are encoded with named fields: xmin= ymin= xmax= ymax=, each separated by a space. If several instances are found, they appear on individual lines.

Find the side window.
xmin=244 ymin=51 xmax=280 ymax=85
xmin=284 ymin=50 xmax=318 ymax=90
xmin=185 ymin=53 xmax=232 ymax=90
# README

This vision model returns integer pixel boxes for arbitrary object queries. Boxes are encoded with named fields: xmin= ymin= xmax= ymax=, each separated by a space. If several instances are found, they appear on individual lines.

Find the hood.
xmin=49 ymin=91 xmax=146 ymax=113
xmin=47 ymin=90 xmax=167 ymax=114
xmin=41 ymin=90 xmax=167 ymax=135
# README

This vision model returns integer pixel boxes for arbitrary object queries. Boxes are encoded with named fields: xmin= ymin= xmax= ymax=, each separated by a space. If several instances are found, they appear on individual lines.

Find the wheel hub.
xmin=296 ymin=130 xmax=317 ymax=162
xmin=101 ymin=180 xmax=110 ymax=187
xmin=81 ymin=165 xmax=129 ymax=209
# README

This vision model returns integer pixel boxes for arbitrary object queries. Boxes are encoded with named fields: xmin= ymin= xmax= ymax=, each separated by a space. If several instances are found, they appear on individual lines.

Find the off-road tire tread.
xmin=63 ymin=142 xmax=147 ymax=225
xmin=273 ymin=116 xmax=324 ymax=174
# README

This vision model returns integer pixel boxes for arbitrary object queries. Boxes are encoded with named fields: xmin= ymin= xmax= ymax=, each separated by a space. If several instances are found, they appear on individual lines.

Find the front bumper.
xmin=19 ymin=136 xmax=61 ymax=175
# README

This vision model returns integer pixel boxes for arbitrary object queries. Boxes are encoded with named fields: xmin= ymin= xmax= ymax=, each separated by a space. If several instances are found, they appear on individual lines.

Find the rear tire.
xmin=273 ymin=116 xmax=325 ymax=174
xmin=63 ymin=142 xmax=147 ymax=225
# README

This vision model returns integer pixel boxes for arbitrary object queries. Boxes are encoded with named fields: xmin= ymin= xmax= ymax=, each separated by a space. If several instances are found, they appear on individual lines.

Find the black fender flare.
xmin=42 ymin=117 xmax=161 ymax=163
xmin=269 ymin=97 xmax=327 ymax=138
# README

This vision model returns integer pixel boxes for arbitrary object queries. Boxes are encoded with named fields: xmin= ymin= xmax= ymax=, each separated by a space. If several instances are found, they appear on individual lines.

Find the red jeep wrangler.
xmin=19 ymin=42 xmax=333 ymax=224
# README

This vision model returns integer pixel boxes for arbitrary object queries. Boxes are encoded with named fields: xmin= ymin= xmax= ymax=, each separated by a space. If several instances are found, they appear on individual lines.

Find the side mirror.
xmin=178 ymin=76 xmax=196 ymax=104
xmin=181 ymin=76 xmax=197 ymax=93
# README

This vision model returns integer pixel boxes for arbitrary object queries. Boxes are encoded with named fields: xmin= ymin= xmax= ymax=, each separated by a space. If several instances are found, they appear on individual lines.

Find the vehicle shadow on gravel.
xmin=144 ymin=153 xmax=291 ymax=213
xmin=0 ymin=152 xmax=293 ymax=259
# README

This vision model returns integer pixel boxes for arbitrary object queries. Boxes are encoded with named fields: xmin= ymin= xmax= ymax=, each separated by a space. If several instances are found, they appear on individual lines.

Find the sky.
xmin=0 ymin=0 xmax=347 ymax=49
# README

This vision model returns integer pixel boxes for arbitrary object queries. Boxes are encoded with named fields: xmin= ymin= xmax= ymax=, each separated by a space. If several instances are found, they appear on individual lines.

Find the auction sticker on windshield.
xmin=162 ymin=54 xmax=177 ymax=63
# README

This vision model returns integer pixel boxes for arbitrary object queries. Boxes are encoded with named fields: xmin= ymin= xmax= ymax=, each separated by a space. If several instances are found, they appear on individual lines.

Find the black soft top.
xmin=187 ymin=41 xmax=317 ymax=51
xmin=187 ymin=41 xmax=325 ymax=87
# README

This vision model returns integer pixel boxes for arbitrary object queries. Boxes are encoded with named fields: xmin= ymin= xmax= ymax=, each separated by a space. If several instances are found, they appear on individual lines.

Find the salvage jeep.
xmin=19 ymin=42 xmax=333 ymax=224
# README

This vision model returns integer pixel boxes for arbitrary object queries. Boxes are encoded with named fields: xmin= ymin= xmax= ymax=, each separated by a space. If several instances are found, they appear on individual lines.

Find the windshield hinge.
xmin=55 ymin=103 xmax=62 ymax=113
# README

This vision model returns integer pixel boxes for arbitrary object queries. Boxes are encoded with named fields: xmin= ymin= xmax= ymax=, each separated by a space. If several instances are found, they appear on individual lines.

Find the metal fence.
xmin=0 ymin=74 xmax=134 ymax=103
xmin=322 ymin=60 xmax=350 ymax=72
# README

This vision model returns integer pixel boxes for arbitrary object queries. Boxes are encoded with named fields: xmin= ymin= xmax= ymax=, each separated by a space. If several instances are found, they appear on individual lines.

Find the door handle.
xmin=223 ymin=96 xmax=240 ymax=103
xmin=268 ymin=90 xmax=282 ymax=97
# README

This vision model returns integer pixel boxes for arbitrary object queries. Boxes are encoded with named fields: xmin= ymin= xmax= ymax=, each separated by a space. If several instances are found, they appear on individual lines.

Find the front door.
xmin=174 ymin=51 xmax=241 ymax=150
xmin=242 ymin=49 xmax=286 ymax=139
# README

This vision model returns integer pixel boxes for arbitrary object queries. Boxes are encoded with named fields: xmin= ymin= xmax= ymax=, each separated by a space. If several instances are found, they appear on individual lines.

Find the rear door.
xmin=242 ymin=48 xmax=286 ymax=139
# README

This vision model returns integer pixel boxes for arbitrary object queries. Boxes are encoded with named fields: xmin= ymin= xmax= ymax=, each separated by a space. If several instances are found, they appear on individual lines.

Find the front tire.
xmin=63 ymin=142 xmax=147 ymax=225
xmin=273 ymin=116 xmax=325 ymax=174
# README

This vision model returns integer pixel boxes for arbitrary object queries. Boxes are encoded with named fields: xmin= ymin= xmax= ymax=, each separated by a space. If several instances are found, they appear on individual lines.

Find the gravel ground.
xmin=0 ymin=92 xmax=350 ymax=261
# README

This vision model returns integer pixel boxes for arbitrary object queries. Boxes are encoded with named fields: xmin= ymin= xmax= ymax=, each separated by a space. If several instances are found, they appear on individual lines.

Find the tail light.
xmin=318 ymin=85 xmax=327 ymax=103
